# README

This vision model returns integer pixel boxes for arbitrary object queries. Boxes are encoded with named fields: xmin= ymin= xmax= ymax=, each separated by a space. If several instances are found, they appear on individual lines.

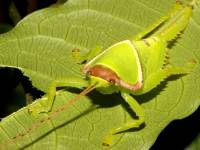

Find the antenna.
xmin=0 ymin=84 xmax=96 ymax=149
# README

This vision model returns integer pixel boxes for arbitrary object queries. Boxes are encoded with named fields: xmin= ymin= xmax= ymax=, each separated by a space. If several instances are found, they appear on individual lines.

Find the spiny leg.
xmin=136 ymin=62 xmax=196 ymax=95
xmin=132 ymin=1 xmax=183 ymax=40
xmin=102 ymin=62 xmax=196 ymax=146
xmin=29 ymin=77 xmax=89 ymax=115
xmin=154 ymin=0 xmax=194 ymax=42
xmin=102 ymin=92 xmax=144 ymax=146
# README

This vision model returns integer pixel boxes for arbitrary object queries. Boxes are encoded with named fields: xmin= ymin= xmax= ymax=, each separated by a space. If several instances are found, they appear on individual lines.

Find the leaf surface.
xmin=186 ymin=133 xmax=200 ymax=150
xmin=0 ymin=0 xmax=200 ymax=149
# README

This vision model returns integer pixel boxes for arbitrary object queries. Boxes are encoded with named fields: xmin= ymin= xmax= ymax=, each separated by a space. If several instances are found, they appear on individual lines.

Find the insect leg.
xmin=132 ymin=1 xmax=183 ymax=40
xmin=29 ymin=77 xmax=89 ymax=115
xmin=102 ymin=92 xmax=144 ymax=146
xmin=154 ymin=0 xmax=195 ymax=41
xmin=84 ymin=45 xmax=104 ymax=62
xmin=136 ymin=61 xmax=196 ymax=95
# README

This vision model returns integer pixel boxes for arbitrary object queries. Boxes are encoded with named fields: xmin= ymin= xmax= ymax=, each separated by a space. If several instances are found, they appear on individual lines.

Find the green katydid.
xmin=0 ymin=0 xmax=197 ymax=148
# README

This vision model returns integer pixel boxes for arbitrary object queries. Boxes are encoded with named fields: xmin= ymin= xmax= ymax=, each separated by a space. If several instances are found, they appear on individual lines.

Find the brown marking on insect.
xmin=190 ymin=59 xmax=197 ymax=64
xmin=133 ymin=81 xmax=142 ymax=90
xmin=188 ymin=0 xmax=195 ymax=9
xmin=12 ymin=136 xmax=17 ymax=139
xmin=89 ymin=65 xmax=120 ymax=84
xmin=72 ymin=48 xmax=80 ymax=52
xmin=19 ymin=133 xmax=25 ymax=137
xmin=55 ymin=109 xmax=59 ymax=113
xmin=40 ymin=119 xmax=45 ymax=123
xmin=60 ymin=107 xmax=65 ymax=111
xmin=152 ymin=37 xmax=157 ymax=42
xmin=46 ymin=117 xmax=51 ymax=120
xmin=143 ymin=39 xmax=150 ymax=47
xmin=84 ymin=65 xmax=142 ymax=91
xmin=176 ymin=0 xmax=182 ymax=5
xmin=27 ymin=128 xmax=32 ymax=132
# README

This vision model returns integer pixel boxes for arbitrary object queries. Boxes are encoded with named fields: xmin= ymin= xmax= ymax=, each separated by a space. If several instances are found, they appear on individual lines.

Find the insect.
xmin=0 ymin=0 xmax=197 ymax=148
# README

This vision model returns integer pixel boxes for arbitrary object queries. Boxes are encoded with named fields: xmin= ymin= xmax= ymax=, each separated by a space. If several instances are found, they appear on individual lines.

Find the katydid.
xmin=0 ymin=0 xmax=197 ymax=148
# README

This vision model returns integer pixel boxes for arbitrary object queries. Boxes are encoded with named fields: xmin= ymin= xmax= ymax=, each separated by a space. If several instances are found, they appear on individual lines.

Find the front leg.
xmin=29 ymin=77 xmax=89 ymax=115
xmin=102 ymin=92 xmax=144 ymax=146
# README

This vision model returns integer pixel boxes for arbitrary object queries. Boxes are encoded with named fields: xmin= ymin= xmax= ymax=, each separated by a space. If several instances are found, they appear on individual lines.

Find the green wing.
xmin=86 ymin=40 xmax=142 ymax=86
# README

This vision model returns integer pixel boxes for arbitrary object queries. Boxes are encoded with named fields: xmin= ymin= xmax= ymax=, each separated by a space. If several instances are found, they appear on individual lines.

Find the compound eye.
xmin=109 ymin=79 xmax=115 ymax=84
xmin=85 ymin=71 xmax=91 ymax=80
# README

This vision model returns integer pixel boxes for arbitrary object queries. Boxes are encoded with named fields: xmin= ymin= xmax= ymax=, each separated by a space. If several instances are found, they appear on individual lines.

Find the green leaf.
xmin=186 ymin=134 xmax=200 ymax=150
xmin=0 ymin=0 xmax=200 ymax=149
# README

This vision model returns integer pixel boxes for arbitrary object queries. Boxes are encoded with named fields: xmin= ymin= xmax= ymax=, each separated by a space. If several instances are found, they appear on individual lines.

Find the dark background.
xmin=0 ymin=0 xmax=199 ymax=149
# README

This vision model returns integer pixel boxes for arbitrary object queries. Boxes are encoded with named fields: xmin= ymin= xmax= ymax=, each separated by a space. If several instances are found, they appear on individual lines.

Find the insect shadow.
xmin=135 ymin=74 xmax=185 ymax=104
xmin=20 ymin=88 xmax=119 ymax=149
xmin=21 ymin=75 xmax=183 ymax=149
xmin=21 ymin=101 xmax=97 ymax=149
xmin=115 ymin=74 xmax=185 ymax=133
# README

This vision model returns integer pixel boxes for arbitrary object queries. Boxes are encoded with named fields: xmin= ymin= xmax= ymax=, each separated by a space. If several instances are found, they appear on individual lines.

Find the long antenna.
xmin=0 ymin=84 xmax=96 ymax=149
